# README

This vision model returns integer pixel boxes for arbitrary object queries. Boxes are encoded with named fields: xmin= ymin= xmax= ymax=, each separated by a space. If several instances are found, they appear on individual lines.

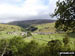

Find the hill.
xmin=34 ymin=23 xmax=56 ymax=33
xmin=0 ymin=24 xmax=22 ymax=32
xmin=8 ymin=19 xmax=56 ymax=28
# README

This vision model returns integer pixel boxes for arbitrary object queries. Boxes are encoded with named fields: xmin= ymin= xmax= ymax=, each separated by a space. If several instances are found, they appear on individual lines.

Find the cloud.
xmin=0 ymin=0 xmax=24 ymax=4
xmin=0 ymin=0 xmax=58 ymax=23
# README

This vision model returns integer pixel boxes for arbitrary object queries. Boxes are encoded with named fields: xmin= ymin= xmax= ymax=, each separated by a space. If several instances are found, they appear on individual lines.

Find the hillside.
xmin=34 ymin=23 xmax=56 ymax=33
xmin=0 ymin=24 xmax=22 ymax=32
xmin=8 ymin=19 xmax=56 ymax=28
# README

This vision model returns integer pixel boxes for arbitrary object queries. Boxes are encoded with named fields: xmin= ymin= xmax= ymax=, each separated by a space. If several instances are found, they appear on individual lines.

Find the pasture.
xmin=25 ymin=33 xmax=75 ymax=50
xmin=0 ymin=23 xmax=75 ymax=51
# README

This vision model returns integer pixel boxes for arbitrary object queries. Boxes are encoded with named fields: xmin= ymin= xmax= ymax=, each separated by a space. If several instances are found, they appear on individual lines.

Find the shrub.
xmin=47 ymin=40 xmax=62 ymax=56
xmin=27 ymin=31 xmax=32 ymax=37
xmin=63 ymin=35 xmax=70 ymax=46
xmin=24 ymin=40 xmax=39 ymax=56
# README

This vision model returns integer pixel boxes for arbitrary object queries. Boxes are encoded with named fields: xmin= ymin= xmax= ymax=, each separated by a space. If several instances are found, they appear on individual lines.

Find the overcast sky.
xmin=0 ymin=0 xmax=59 ymax=23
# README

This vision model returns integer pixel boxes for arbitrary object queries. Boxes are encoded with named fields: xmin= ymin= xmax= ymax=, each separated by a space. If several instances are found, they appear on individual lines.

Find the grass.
xmin=0 ymin=24 xmax=22 ymax=32
xmin=24 ymin=33 xmax=75 ymax=47
xmin=0 ymin=24 xmax=23 ymax=39
xmin=0 ymin=23 xmax=75 ymax=50
xmin=23 ymin=33 xmax=75 ymax=50
xmin=34 ymin=23 xmax=56 ymax=33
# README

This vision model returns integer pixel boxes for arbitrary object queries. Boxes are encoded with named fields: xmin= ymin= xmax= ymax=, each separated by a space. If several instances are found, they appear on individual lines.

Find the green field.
xmin=0 ymin=23 xmax=75 ymax=56
xmin=0 ymin=23 xmax=75 ymax=50
xmin=0 ymin=23 xmax=75 ymax=45
xmin=0 ymin=24 xmax=23 ymax=39
xmin=0 ymin=24 xmax=22 ymax=32
xmin=34 ymin=23 xmax=56 ymax=33
xmin=25 ymin=33 xmax=75 ymax=46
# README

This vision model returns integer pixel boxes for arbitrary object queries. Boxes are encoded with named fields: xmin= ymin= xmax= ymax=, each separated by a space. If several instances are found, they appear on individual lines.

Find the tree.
xmin=0 ymin=39 xmax=9 ymax=56
xmin=63 ymin=35 xmax=69 ymax=46
xmin=52 ymin=0 xmax=75 ymax=32
xmin=0 ymin=36 xmax=26 ymax=56
xmin=25 ymin=40 xmax=39 ymax=56
xmin=47 ymin=40 xmax=62 ymax=56
xmin=27 ymin=31 xmax=32 ymax=37
xmin=63 ymin=35 xmax=71 ymax=51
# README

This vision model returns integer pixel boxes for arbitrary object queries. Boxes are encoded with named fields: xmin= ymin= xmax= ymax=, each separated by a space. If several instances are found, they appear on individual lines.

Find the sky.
xmin=0 ymin=0 xmax=59 ymax=23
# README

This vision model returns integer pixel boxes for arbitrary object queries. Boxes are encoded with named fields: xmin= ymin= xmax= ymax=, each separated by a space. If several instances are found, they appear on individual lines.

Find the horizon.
xmin=0 ymin=19 xmax=56 ymax=23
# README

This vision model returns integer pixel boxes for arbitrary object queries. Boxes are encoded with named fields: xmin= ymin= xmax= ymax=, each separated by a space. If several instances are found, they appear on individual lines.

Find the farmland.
xmin=0 ymin=23 xmax=75 ymax=56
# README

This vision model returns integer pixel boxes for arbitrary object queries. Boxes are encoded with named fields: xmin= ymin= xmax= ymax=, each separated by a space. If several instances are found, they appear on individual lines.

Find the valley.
xmin=0 ymin=20 xmax=75 ymax=56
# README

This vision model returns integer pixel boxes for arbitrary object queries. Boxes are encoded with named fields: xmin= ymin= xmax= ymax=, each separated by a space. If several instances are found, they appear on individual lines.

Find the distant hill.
xmin=8 ymin=19 xmax=56 ymax=28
